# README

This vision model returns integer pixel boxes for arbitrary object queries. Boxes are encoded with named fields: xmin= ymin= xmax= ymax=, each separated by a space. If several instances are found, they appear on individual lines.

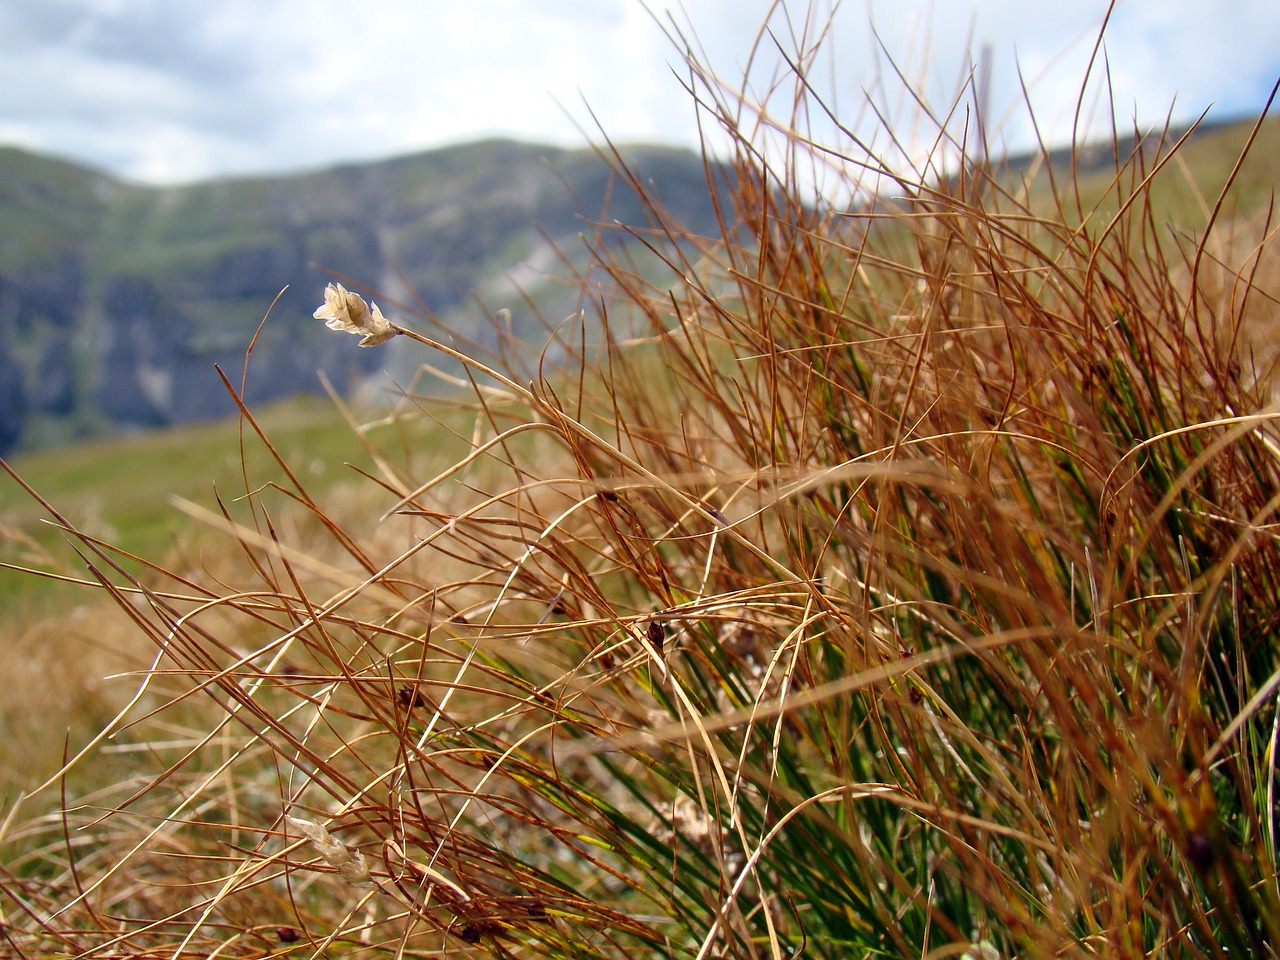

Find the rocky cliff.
xmin=0 ymin=140 xmax=723 ymax=452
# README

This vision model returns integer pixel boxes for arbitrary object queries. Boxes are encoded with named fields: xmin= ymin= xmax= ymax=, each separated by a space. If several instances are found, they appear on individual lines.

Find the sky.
xmin=0 ymin=0 xmax=1276 ymax=185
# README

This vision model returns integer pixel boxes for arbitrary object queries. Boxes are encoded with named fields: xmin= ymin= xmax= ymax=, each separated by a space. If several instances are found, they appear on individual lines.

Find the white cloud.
xmin=0 ymin=0 xmax=1275 ymax=183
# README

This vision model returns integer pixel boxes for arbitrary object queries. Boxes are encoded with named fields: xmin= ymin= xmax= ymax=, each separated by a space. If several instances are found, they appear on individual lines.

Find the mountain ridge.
xmin=3 ymin=111 xmax=1271 ymax=455
xmin=0 ymin=138 xmax=723 ymax=453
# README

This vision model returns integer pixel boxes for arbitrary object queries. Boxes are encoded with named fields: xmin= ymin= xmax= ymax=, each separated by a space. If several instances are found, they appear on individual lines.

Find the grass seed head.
xmin=314 ymin=281 xmax=399 ymax=346
xmin=286 ymin=815 xmax=373 ymax=887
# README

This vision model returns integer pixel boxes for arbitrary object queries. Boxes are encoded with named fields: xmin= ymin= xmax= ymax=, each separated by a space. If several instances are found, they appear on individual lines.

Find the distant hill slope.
xmin=3 ymin=113 xmax=1273 ymax=455
xmin=0 ymin=139 xmax=724 ymax=453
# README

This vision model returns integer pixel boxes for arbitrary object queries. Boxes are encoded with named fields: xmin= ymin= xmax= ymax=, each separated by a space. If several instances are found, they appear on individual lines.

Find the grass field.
xmin=2 ymin=7 xmax=1280 ymax=958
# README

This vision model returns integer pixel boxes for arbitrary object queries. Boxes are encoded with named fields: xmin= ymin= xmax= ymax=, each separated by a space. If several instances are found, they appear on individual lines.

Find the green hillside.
xmin=0 ymin=139 xmax=724 ymax=453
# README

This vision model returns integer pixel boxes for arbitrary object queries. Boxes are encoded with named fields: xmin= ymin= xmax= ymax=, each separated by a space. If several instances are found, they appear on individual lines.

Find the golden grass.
xmin=2 ymin=5 xmax=1279 ymax=958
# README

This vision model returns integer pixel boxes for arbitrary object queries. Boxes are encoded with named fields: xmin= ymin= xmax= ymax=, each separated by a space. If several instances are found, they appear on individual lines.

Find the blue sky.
xmin=1 ymin=0 xmax=1276 ymax=184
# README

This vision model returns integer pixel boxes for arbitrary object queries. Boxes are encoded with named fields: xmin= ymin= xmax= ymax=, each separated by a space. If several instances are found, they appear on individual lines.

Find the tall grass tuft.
xmin=4 ymin=5 xmax=1280 ymax=958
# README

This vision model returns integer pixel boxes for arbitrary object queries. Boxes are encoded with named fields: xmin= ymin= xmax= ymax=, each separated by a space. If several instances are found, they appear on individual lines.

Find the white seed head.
xmin=286 ymin=815 xmax=373 ymax=886
xmin=313 ymin=282 xmax=398 ymax=347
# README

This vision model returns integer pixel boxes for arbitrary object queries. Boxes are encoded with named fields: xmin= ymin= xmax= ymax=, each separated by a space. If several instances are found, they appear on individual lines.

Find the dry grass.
xmin=3 ymin=4 xmax=1280 ymax=958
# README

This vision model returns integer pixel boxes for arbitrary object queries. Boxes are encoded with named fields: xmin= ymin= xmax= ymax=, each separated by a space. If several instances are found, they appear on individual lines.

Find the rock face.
xmin=0 ymin=140 xmax=724 ymax=453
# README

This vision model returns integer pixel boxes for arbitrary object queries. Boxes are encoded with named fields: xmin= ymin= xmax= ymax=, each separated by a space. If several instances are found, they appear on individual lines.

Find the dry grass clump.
xmin=4 ymin=6 xmax=1280 ymax=959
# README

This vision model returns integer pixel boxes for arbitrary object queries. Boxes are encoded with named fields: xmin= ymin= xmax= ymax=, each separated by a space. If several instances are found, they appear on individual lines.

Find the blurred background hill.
xmin=2 ymin=111 xmax=1276 ymax=457
xmin=0 ymin=138 xmax=722 ymax=453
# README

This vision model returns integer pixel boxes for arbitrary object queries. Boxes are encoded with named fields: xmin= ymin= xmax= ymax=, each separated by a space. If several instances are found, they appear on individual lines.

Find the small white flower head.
xmin=286 ymin=815 xmax=374 ymax=886
xmin=314 ymin=282 xmax=398 ymax=347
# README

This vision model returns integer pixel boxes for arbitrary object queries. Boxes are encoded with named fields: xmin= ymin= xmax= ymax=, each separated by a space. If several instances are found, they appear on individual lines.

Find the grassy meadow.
xmin=3 ymin=9 xmax=1280 ymax=959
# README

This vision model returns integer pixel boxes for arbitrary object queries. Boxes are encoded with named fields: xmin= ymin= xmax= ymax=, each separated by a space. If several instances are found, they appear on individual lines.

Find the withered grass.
xmin=2 ymin=7 xmax=1279 ymax=958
